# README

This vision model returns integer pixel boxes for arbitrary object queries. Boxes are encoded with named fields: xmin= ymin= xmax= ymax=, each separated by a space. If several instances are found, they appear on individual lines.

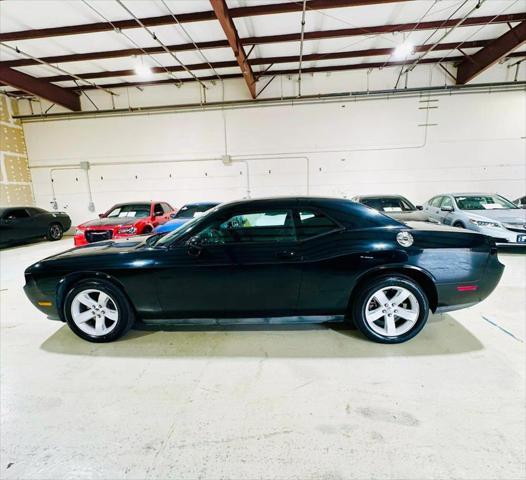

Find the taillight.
xmin=456 ymin=285 xmax=478 ymax=292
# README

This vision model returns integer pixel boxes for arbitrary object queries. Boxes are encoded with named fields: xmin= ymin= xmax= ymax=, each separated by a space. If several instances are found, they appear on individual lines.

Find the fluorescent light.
xmin=393 ymin=41 xmax=414 ymax=59
xmin=135 ymin=62 xmax=152 ymax=77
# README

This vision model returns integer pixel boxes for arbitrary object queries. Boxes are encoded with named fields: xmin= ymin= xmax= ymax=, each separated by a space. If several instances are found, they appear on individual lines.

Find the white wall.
xmin=22 ymin=86 xmax=526 ymax=226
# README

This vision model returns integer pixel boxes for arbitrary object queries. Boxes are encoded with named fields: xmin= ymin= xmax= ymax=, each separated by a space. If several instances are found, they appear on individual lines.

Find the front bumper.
xmin=74 ymin=230 xmax=138 ymax=246
xmin=470 ymin=224 xmax=526 ymax=244
xmin=23 ymin=275 xmax=61 ymax=320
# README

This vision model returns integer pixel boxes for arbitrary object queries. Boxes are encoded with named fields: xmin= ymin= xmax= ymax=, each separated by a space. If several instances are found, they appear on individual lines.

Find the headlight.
xmin=118 ymin=226 xmax=137 ymax=235
xmin=75 ymin=228 xmax=84 ymax=236
xmin=469 ymin=219 xmax=501 ymax=228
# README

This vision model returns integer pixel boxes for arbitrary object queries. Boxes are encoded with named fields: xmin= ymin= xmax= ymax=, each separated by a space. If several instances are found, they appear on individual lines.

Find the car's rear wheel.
xmin=63 ymin=279 xmax=135 ymax=342
xmin=352 ymin=275 xmax=429 ymax=344
xmin=47 ymin=223 xmax=63 ymax=241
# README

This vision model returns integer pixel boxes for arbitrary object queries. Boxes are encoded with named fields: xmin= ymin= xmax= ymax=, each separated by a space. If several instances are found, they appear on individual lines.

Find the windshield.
xmin=454 ymin=195 xmax=517 ymax=211
xmin=175 ymin=204 xmax=217 ymax=219
xmin=106 ymin=204 xmax=150 ymax=218
xmin=361 ymin=197 xmax=416 ymax=212
xmin=157 ymin=206 xmax=219 ymax=246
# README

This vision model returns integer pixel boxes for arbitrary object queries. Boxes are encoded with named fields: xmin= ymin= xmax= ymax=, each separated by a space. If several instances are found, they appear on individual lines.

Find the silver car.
xmin=423 ymin=193 xmax=526 ymax=244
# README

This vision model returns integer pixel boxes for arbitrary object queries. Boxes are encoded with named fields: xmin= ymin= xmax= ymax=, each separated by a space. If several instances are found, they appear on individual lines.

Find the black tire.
xmin=351 ymin=275 xmax=429 ymax=344
xmin=46 ymin=223 xmax=63 ymax=241
xmin=142 ymin=226 xmax=153 ymax=234
xmin=453 ymin=221 xmax=465 ymax=229
xmin=63 ymin=279 xmax=135 ymax=343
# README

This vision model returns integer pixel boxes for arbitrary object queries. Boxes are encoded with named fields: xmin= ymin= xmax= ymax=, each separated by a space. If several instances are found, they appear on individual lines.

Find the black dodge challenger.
xmin=1 ymin=206 xmax=71 ymax=248
xmin=24 ymin=197 xmax=504 ymax=344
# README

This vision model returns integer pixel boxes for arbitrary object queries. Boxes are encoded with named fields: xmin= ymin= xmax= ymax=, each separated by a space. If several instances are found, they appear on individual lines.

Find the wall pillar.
xmin=0 ymin=94 xmax=34 ymax=206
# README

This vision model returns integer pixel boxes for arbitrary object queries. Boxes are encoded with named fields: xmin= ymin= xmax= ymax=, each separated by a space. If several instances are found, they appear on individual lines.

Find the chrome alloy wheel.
xmin=364 ymin=286 xmax=420 ymax=337
xmin=71 ymin=289 xmax=119 ymax=336
xmin=49 ymin=224 xmax=62 ymax=239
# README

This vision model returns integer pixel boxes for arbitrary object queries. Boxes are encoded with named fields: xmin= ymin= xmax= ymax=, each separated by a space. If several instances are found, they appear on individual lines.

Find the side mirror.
xmin=186 ymin=236 xmax=203 ymax=257
xmin=416 ymin=205 xmax=423 ymax=210
xmin=170 ymin=213 xmax=177 ymax=219
xmin=441 ymin=205 xmax=454 ymax=212
xmin=98 ymin=213 xmax=105 ymax=218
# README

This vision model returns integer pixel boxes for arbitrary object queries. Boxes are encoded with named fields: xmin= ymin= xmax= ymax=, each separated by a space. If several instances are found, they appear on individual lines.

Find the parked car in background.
xmin=352 ymin=195 xmax=427 ymax=222
xmin=0 ymin=206 xmax=71 ymax=248
xmin=154 ymin=202 xmax=220 ymax=234
xmin=423 ymin=193 xmax=526 ymax=244
xmin=514 ymin=196 xmax=526 ymax=209
xmin=25 ymin=197 xmax=504 ymax=345
xmin=74 ymin=201 xmax=175 ymax=246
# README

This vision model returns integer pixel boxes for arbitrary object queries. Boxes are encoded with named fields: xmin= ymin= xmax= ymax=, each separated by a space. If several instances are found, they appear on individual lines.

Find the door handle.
xmin=276 ymin=250 xmax=297 ymax=259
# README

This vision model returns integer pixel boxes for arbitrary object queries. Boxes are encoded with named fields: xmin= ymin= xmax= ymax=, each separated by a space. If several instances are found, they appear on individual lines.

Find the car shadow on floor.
xmin=40 ymin=313 xmax=483 ymax=358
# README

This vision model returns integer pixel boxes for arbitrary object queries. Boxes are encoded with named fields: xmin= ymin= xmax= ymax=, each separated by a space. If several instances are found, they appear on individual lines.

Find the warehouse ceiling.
xmin=0 ymin=0 xmax=525 ymax=111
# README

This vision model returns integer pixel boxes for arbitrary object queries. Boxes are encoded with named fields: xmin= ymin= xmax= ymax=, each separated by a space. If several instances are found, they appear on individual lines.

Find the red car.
xmin=74 ymin=201 xmax=176 ymax=246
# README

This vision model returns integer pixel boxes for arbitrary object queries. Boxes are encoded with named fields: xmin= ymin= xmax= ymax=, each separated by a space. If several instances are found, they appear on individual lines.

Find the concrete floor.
xmin=1 ymin=238 xmax=524 ymax=480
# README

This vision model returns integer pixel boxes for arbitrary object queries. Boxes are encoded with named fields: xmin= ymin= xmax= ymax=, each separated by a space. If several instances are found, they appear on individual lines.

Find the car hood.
xmin=162 ymin=218 xmax=189 ymax=228
xmin=80 ymin=217 xmax=143 ymax=227
xmin=464 ymin=209 xmax=526 ymax=224
xmin=383 ymin=210 xmax=427 ymax=222
xmin=47 ymin=235 xmax=152 ymax=260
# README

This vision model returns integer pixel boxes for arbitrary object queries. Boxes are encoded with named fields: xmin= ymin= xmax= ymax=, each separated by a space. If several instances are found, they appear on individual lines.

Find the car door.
xmin=154 ymin=206 xmax=302 ymax=318
xmin=438 ymin=196 xmax=455 ymax=225
xmin=425 ymin=196 xmax=443 ymax=223
xmin=0 ymin=208 xmax=33 ymax=243
xmin=151 ymin=203 xmax=169 ymax=227
xmin=27 ymin=208 xmax=50 ymax=236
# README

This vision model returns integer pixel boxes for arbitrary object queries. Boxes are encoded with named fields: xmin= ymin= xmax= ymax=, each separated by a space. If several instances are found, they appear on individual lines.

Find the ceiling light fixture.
xmin=393 ymin=41 xmax=415 ymax=59
xmin=134 ymin=58 xmax=153 ymax=77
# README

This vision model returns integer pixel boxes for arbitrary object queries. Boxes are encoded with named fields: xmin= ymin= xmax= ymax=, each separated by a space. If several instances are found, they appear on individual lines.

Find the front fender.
xmin=56 ymin=271 xmax=131 ymax=320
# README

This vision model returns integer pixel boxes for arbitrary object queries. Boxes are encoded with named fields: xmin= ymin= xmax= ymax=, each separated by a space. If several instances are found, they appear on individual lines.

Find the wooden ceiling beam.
xmin=0 ymin=66 xmax=80 ymax=111
xmin=0 ymin=0 xmax=405 ymax=42
xmin=209 ymin=0 xmax=257 ymax=98
xmin=457 ymin=20 xmax=526 ymax=84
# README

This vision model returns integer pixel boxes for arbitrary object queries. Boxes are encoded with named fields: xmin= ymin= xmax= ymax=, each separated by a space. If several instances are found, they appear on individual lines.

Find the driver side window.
xmin=153 ymin=203 xmax=164 ymax=216
xmin=197 ymin=209 xmax=295 ymax=244
xmin=440 ymin=197 xmax=453 ymax=209
xmin=5 ymin=208 xmax=30 ymax=220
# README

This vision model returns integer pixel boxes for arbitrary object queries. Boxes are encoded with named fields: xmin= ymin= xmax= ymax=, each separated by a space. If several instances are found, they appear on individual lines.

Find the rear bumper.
xmin=434 ymin=251 xmax=504 ymax=312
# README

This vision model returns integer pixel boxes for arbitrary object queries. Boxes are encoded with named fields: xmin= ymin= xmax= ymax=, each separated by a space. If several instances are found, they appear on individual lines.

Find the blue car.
xmin=153 ymin=202 xmax=219 ymax=234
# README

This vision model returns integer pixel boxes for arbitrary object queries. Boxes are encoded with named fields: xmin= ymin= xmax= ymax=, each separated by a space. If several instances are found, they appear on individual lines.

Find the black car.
xmin=352 ymin=195 xmax=428 ymax=222
xmin=24 ymin=197 xmax=503 ymax=344
xmin=514 ymin=196 xmax=526 ymax=209
xmin=0 ymin=207 xmax=71 ymax=248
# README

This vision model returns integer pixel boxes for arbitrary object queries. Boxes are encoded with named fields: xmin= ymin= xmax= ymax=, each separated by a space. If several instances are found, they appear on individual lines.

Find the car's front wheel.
xmin=352 ymin=275 xmax=429 ymax=344
xmin=63 ymin=279 xmax=135 ymax=342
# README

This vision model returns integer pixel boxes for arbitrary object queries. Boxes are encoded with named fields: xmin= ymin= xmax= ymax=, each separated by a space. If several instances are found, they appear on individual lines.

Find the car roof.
xmin=435 ymin=193 xmax=500 ymax=196
xmin=356 ymin=195 xmax=409 ymax=199
xmin=218 ymin=196 xmax=354 ymax=207
xmin=110 ymin=201 xmax=153 ymax=207
xmin=214 ymin=196 xmax=402 ymax=228
xmin=182 ymin=201 xmax=219 ymax=207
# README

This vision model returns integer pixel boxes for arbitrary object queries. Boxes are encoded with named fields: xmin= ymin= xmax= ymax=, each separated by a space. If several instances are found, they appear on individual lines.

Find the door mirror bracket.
xmin=186 ymin=236 xmax=204 ymax=257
